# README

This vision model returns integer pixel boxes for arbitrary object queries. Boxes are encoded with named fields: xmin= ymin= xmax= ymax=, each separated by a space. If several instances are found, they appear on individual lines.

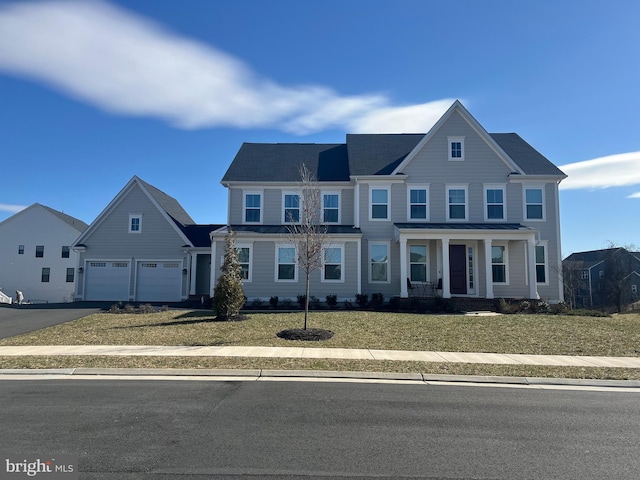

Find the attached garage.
xmin=84 ymin=261 xmax=130 ymax=301
xmin=135 ymin=261 xmax=182 ymax=302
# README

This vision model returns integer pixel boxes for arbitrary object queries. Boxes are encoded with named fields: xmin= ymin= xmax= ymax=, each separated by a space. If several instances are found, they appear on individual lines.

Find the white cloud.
xmin=0 ymin=0 xmax=452 ymax=134
xmin=0 ymin=204 xmax=27 ymax=214
xmin=559 ymin=152 xmax=640 ymax=190
xmin=628 ymin=192 xmax=640 ymax=199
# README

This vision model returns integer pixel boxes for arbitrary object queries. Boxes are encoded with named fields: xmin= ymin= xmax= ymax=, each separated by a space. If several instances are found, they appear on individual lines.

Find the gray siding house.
xmin=217 ymin=101 xmax=567 ymax=303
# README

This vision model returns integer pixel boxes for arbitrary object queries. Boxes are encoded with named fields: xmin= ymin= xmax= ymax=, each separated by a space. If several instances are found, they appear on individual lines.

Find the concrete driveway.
xmin=0 ymin=302 xmax=108 ymax=339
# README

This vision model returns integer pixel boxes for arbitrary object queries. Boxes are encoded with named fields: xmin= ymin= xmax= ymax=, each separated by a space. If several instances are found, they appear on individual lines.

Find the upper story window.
xmin=61 ymin=246 xmax=70 ymax=258
xmin=276 ymin=245 xmax=297 ymax=282
xmin=322 ymin=193 xmax=340 ymax=223
xmin=35 ymin=245 xmax=44 ymax=258
xmin=322 ymin=245 xmax=344 ymax=282
xmin=408 ymin=187 xmax=428 ymax=221
xmin=129 ymin=214 xmax=142 ymax=233
xmin=283 ymin=193 xmax=300 ymax=223
xmin=581 ymin=270 xmax=589 ymax=280
xmin=448 ymin=136 xmax=465 ymax=161
xmin=236 ymin=245 xmax=252 ymax=281
xmin=370 ymin=187 xmax=390 ymax=221
xmin=524 ymin=187 xmax=545 ymax=220
xmin=446 ymin=185 xmax=468 ymax=221
xmin=244 ymin=193 xmax=262 ymax=224
xmin=485 ymin=186 xmax=506 ymax=221
xmin=18 ymin=245 xmax=24 ymax=255
xmin=632 ymin=284 xmax=638 ymax=294
xmin=370 ymin=242 xmax=390 ymax=283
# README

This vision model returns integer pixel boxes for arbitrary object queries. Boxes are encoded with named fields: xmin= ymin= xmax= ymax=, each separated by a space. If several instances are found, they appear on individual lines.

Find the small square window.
xmin=129 ymin=215 xmax=142 ymax=233
xmin=35 ymin=245 xmax=44 ymax=258
xmin=18 ymin=245 xmax=24 ymax=255
xmin=62 ymin=246 xmax=70 ymax=258
xmin=448 ymin=137 xmax=465 ymax=161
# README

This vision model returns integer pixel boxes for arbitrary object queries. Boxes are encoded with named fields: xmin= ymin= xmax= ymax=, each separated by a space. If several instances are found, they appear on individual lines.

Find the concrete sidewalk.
xmin=1 ymin=345 xmax=640 ymax=369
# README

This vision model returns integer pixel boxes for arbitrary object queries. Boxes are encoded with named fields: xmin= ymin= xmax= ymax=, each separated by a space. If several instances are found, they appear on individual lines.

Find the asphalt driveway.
xmin=0 ymin=302 xmax=108 ymax=339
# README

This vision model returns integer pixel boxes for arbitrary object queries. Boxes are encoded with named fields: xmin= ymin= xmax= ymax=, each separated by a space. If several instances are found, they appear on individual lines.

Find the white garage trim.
xmin=84 ymin=260 xmax=131 ymax=301
xmin=134 ymin=259 xmax=183 ymax=302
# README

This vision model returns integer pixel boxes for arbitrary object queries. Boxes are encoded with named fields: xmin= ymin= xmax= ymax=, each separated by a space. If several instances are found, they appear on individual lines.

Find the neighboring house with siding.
xmin=0 ymin=204 xmax=87 ymax=303
xmin=216 ymin=101 xmax=567 ymax=303
xmin=73 ymin=176 xmax=222 ymax=302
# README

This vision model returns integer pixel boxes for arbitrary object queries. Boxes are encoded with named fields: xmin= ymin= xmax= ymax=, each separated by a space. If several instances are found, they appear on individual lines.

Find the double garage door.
xmin=84 ymin=261 xmax=182 ymax=302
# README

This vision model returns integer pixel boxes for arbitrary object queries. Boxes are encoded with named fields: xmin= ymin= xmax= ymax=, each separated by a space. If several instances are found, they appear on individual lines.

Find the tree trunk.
xmin=304 ymin=271 xmax=310 ymax=330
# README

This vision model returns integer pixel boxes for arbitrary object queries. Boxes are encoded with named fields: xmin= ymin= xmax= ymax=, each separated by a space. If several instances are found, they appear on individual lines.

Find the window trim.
xmin=369 ymin=186 xmax=390 ymax=221
xmin=129 ymin=214 xmax=142 ymax=234
xmin=491 ymin=243 xmax=509 ymax=285
xmin=446 ymin=184 xmax=468 ymax=222
xmin=275 ymin=244 xmax=297 ymax=282
xmin=407 ymin=185 xmax=429 ymax=222
xmin=409 ymin=244 xmax=428 ymax=283
xmin=322 ymin=191 xmax=341 ymax=224
xmin=282 ymin=191 xmax=301 ymax=224
xmin=66 ymin=268 xmax=75 ymax=283
xmin=322 ymin=244 xmax=345 ymax=283
xmin=448 ymin=136 xmax=465 ymax=161
xmin=235 ymin=244 xmax=253 ymax=283
xmin=484 ymin=184 xmax=507 ymax=222
xmin=369 ymin=241 xmax=391 ymax=284
xmin=535 ymin=242 xmax=549 ymax=285
xmin=243 ymin=191 xmax=263 ymax=224
xmin=523 ymin=185 xmax=546 ymax=221
xmin=41 ymin=267 xmax=50 ymax=283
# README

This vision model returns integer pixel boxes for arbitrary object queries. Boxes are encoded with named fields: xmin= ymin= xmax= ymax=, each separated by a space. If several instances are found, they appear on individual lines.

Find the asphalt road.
xmin=1 ymin=379 xmax=639 ymax=479
xmin=0 ymin=303 xmax=105 ymax=339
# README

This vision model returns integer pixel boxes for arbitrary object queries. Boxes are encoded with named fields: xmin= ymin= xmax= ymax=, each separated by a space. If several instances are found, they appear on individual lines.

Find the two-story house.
xmin=214 ymin=101 xmax=567 ymax=303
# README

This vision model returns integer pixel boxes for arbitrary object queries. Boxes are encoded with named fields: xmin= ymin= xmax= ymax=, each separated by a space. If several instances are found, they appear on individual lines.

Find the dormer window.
xmin=448 ymin=136 xmax=465 ymax=161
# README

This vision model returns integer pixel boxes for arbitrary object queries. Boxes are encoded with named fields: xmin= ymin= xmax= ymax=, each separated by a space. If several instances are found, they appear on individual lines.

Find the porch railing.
xmin=0 ymin=290 xmax=12 ymax=304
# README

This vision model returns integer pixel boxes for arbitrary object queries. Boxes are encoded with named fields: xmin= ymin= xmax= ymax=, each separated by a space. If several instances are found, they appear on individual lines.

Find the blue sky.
xmin=0 ymin=0 xmax=638 ymax=256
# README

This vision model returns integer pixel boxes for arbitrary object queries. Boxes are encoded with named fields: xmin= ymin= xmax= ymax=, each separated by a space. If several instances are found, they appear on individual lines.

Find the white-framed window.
xmin=129 ymin=214 xmax=142 ymax=233
xmin=370 ymin=186 xmax=390 ymax=221
xmin=322 ymin=245 xmax=344 ymax=282
xmin=408 ymin=186 xmax=429 ymax=221
xmin=484 ymin=185 xmax=506 ymax=221
xmin=535 ymin=244 xmax=548 ymax=284
xmin=581 ymin=270 xmax=589 ymax=280
xmin=41 ymin=267 xmax=50 ymax=283
xmin=491 ymin=244 xmax=508 ymax=284
xmin=275 ymin=245 xmax=297 ymax=282
xmin=446 ymin=185 xmax=468 ymax=221
xmin=282 ymin=192 xmax=300 ymax=224
xmin=448 ymin=136 xmax=465 ymax=161
xmin=61 ymin=246 xmax=70 ymax=258
xmin=66 ymin=268 xmax=75 ymax=283
xmin=524 ymin=186 xmax=545 ymax=221
xmin=236 ymin=245 xmax=252 ymax=282
xmin=370 ymin=242 xmax=390 ymax=283
xmin=243 ymin=192 xmax=262 ymax=224
xmin=632 ymin=284 xmax=638 ymax=294
xmin=322 ymin=192 xmax=340 ymax=223
xmin=410 ymin=244 xmax=427 ymax=283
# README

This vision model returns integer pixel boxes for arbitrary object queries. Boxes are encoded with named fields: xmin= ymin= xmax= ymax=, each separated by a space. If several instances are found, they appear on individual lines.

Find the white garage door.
xmin=84 ymin=261 xmax=130 ymax=301
xmin=136 ymin=262 xmax=182 ymax=302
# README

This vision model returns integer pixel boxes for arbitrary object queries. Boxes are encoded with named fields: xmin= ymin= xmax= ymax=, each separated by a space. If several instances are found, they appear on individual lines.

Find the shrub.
xmin=310 ymin=296 xmax=321 ymax=310
xmin=325 ymin=294 xmax=338 ymax=308
xmin=370 ymin=293 xmax=384 ymax=308
xmin=343 ymin=299 xmax=354 ymax=310
xmin=212 ymin=229 xmax=245 ymax=320
xmin=389 ymin=296 xmax=401 ymax=312
xmin=269 ymin=296 xmax=279 ymax=309
xmin=251 ymin=298 xmax=264 ymax=308
xmin=355 ymin=293 xmax=369 ymax=308
xmin=281 ymin=298 xmax=293 ymax=308
xmin=297 ymin=294 xmax=307 ymax=309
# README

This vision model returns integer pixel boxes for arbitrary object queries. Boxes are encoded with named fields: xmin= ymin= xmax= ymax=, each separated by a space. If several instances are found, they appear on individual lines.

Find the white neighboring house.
xmin=0 ymin=204 xmax=88 ymax=304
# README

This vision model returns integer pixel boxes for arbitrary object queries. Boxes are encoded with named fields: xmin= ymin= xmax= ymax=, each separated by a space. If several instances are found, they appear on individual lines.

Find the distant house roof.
xmin=563 ymin=247 xmax=640 ymax=266
xmin=0 ymin=203 xmax=88 ymax=232
xmin=222 ymin=133 xmax=564 ymax=183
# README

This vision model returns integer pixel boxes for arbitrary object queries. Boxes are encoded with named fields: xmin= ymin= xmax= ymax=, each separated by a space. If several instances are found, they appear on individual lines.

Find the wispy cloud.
xmin=0 ymin=0 xmax=452 ymax=134
xmin=559 ymin=152 xmax=640 ymax=192
xmin=0 ymin=204 xmax=27 ymax=214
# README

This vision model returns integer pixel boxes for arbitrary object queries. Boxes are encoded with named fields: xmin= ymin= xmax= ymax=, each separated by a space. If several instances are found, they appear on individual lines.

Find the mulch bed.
xmin=276 ymin=328 xmax=334 ymax=341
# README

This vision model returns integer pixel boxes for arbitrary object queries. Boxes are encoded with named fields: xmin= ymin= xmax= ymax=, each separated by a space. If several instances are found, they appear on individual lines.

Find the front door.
xmin=449 ymin=244 xmax=467 ymax=294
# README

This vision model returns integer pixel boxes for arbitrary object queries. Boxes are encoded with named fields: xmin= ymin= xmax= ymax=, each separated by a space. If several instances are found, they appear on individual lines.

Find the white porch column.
xmin=356 ymin=237 xmax=362 ymax=295
xmin=527 ymin=236 xmax=539 ymax=299
xmin=399 ymin=236 xmax=408 ymax=297
xmin=484 ymin=239 xmax=494 ymax=299
xmin=189 ymin=252 xmax=198 ymax=296
xmin=210 ymin=238 xmax=217 ymax=297
xmin=441 ymin=238 xmax=451 ymax=298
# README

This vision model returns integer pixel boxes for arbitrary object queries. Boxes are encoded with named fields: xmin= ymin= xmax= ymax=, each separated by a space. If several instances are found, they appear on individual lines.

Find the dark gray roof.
xmin=395 ymin=223 xmax=532 ymax=231
xmin=222 ymin=133 xmax=564 ymax=182
xmin=222 ymin=143 xmax=348 ymax=183
xmin=40 ymin=204 xmax=88 ymax=232
xmin=177 ymin=224 xmax=225 ymax=247
xmin=490 ymin=133 xmax=566 ymax=176
xmin=224 ymin=225 xmax=362 ymax=235
xmin=137 ymin=177 xmax=195 ymax=226
xmin=563 ymin=248 xmax=640 ymax=265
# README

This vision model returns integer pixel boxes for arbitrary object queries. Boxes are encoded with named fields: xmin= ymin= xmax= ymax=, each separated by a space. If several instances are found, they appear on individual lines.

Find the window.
xmin=492 ymin=245 xmax=507 ymax=283
xmin=66 ymin=268 xmax=75 ymax=283
xmin=485 ymin=186 xmax=505 ymax=220
xmin=581 ymin=270 xmax=589 ymax=280
xmin=18 ymin=245 xmax=24 ymax=255
xmin=408 ymin=187 xmax=428 ymax=220
xmin=632 ymin=284 xmax=637 ymax=294
xmin=276 ymin=246 xmax=296 ymax=281
xmin=236 ymin=246 xmax=252 ymax=281
xmin=448 ymin=136 xmax=465 ymax=161
xmin=41 ymin=267 xmax=50 ymax=283
xmin=535 ymin=245 xmax=547 ymax=284
xmin=244 ymin=193 xmax=262 ymax=223
xmin=61 ymin=246 xmax=70 ymax=258
xmin=283 ymin=193 xmax=300 ymax=223
xmin=370 ymin=187 xmax=389 ymax=220
xmin=370 ymin=243 xmax=389 ymax=283
xmin=410 ymin=245 xmax=427 ymax=282
xmin=129 ymin=215 xmax=142 ymax=233
xmin=35 ymin=245 xmax=44 ymax=258
xmin=599 ymin=270 xmax=604 ymax=279
xmin=524 ymin=187 xmax=544 ymax=220
xmin=447 ymin=186 xmax=467 ymax=221
xmin=323 ymin=193 xmax=340 ymax=223
xmin=323 ymin=246 xmax=343 ymax=282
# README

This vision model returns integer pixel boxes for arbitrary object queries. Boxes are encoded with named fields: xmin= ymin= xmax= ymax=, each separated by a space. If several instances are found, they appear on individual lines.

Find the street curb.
xmin=1 ymin=367 xmax=639 ymax=388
